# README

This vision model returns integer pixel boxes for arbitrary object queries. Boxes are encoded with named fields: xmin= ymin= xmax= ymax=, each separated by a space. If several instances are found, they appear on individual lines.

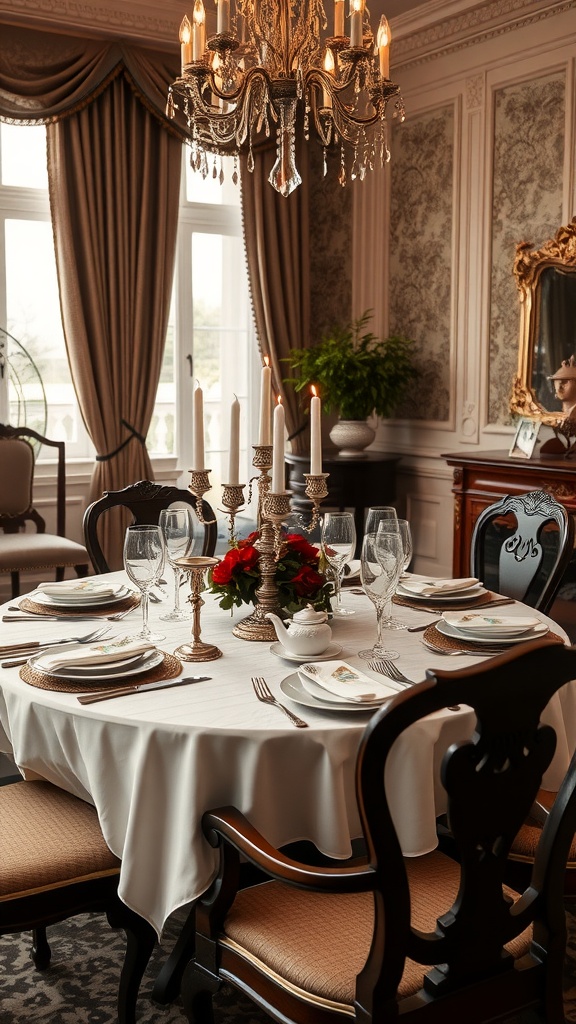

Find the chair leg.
xmin=106 ymin=902 xmax=157 ymax=1024
xmin=151 ymin=904 xmax=197 ymax=1005
xmin=75 ymin=563 xmax=90 ymax=579
xmin=56 ymin=567 xmax=65 ymax=583
xmin=31 ymin=926 xmax=51 ymax=970
xmin=10 ymin=571 xmax=20 ymax=599
xmin=181 ymin=959 xmax=218 ymax=1024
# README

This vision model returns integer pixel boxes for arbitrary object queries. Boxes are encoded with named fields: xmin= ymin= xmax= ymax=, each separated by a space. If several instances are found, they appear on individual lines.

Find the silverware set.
xmin=0 ymin=626 xmax=114 ymax=668
xmin=252 ymin=676 xmax=308 ymax=728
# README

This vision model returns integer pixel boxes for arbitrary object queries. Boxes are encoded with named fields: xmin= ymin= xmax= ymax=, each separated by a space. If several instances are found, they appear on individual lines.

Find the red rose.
xmin=212 ymin=544 xmax=259 ymax=584
xmin=284 ymin=533 xmax=320 ymax=563
xmin=290 ymin=564 xmax=325 ymax=597
xmin=238 ymin=531 xmax=259 ymax=549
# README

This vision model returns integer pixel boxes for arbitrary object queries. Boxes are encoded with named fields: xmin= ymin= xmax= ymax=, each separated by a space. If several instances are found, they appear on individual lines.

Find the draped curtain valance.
xmin=0 ymin=23 xmax=180 ymax=128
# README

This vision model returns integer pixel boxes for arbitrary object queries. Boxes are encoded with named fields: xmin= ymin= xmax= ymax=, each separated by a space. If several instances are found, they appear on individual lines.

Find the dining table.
xmin=0 ymin=572 xmax=575 ymax=957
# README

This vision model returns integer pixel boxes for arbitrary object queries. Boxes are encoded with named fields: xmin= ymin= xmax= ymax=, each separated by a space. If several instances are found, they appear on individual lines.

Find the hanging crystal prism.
xmin=268 ymin=98 xmax=302 ymax=198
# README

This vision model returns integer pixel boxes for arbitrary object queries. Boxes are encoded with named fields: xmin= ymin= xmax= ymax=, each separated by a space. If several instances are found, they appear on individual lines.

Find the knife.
xmin=77 ymin=676 xmax=211 ymax=705
xmin=405 ymin=597 xmax=516 ymax=614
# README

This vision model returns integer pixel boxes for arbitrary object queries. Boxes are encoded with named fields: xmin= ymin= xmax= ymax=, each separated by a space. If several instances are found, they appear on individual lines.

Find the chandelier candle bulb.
xmin=193 ymin=0 xmax=206 ymax=60
xmin=322 ymin=49 xmax=335 ymax=108
xmin=180 ymin=15 xmax=193 ymax=71
xmin=259 ymin=358 xmax=272 ymax=446
xmin=334 ymin=0 xmax=345 ymax=36
xmin=377 ymin=15 xmax=390 ymax=78
xmin=193 ymin=383 xmax=205 ymax=471
xmin=310 ymin=387 xmax=322 ymax=476
xmin=272 ymin=397 xmax=285 ymax=493
xmin=349 ymin=0 xmax=364 ymax=47
xmin=216 ymin=0 xmax=230 ymax=34
xmin=228 ymin=395 xmax=241 ymax=486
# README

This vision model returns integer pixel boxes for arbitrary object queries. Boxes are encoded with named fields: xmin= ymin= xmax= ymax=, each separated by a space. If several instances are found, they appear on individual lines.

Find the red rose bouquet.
xmin=209 ymin=530 xmax=331 ymax=615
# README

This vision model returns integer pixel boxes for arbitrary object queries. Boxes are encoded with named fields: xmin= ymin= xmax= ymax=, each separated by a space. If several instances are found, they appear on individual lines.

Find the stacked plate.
xmin=397 ymin=576 xmax=486 ymax=604
xmin=437 ymin=612 xmax=548 ymax=647
xmin=30 ymin=580 xmax=132 ymax=611
xmin=280 ymin=660 xmax=401 ymax=713
xmin=28 ymin=637 xmax=162 ymax=684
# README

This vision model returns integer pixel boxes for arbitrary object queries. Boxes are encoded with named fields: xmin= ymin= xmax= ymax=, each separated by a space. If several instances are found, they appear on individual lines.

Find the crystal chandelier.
xmin=166 ymin=0 xmax=404 ymax=197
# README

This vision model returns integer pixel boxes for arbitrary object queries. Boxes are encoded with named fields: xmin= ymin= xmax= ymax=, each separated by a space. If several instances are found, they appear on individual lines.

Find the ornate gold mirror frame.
xmin=510 ymin=216 xmax=576 ymax=432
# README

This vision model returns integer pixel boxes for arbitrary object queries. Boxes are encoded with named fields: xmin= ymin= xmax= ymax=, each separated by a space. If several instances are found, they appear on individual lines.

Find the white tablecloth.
xmin=0 ymin=576 xmax=573 ymax=936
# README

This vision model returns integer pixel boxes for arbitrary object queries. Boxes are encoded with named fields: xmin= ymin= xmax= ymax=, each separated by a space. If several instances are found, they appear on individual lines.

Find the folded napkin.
xmin=37 ymin=580 xmax=124 ymax=599
xmin=400 ymin=577 xmax=480 ymax=597
xmin=299 ymin=661 xmax=394 ymax=704
xmin=37 ymin=638 xmax=155 ymax=674
xmin=442 ymin=612 xmax=540 ymax=635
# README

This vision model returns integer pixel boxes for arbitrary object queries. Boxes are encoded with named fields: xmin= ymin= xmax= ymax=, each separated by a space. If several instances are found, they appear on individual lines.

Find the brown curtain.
xmin=47 ymin=75 xmax=181 ymax=567
xmin=240 ymin=138 xmax=311 ymax=456
xmin=0 ymin=23 xmax=182 ymax=568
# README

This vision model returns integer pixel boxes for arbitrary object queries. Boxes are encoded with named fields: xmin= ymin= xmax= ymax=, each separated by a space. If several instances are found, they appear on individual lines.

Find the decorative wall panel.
xmin=389 ymin=104 xmax=455 ymax=421
xmin=309 ymin=141 xmax=353 ymax=343
xmin=488 ymin=71 xmax=565 ymax=425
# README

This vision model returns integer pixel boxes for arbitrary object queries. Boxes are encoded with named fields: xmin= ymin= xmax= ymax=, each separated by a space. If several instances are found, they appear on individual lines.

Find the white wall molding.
xmin=391 ymin=0 xmax=575 ymax=70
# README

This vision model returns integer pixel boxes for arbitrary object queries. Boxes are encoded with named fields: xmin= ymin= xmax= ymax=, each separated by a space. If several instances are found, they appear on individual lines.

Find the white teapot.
xmin=266 ymin=605 xmax=332 ymax=657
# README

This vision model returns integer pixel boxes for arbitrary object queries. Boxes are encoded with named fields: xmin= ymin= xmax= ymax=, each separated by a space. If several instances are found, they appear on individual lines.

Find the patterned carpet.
xmin=1 ymin=902 xmax=576 ymax=1023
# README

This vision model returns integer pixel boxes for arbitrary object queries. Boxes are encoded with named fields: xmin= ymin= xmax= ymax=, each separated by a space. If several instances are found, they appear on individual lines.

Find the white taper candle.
xmin=310 ymin=387 xmax=322 ymax=476
xmin=228 ymin=394 xmax=241 ymax=485
xmin=193 ymin=383 xmax=205 ymax=471
xmin=271 ymin=398 xmax=285 ymax=493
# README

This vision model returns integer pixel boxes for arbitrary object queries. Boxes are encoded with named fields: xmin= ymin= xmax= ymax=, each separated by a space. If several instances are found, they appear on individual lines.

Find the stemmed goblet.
xmin=358 ymin=530 xmax=404 ymax=660
xmin=365 ymin=506 xmax=398 ymax=534
xmin=159 ymin=507 xmax=195 ymax=622
xmin=321 ymin=512 xmax=357 ymax=617
xmin=123 ymin=525 xmax=166 ymax=643
xmin=376 ymin=518 xmax=413 ymax=630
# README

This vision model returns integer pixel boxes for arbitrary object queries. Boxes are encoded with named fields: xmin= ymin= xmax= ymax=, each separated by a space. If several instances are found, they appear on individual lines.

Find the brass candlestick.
xmin=188 ymin=469 xmax=217 ymax=524
xmin=173 ymin=555 xmax=222 ymax=662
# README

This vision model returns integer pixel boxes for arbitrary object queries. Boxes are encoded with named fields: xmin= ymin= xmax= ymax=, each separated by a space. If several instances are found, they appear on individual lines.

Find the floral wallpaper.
xmin=488 ymin=72 xmax=565 ymax=425
xmin=309 ymin=140 xmax=352 ymax=343
xmin=389 ymin=105 xmax=454 ymax=422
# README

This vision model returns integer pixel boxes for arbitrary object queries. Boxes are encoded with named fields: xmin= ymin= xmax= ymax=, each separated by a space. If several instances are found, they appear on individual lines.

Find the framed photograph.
xmin=509 ymin=418 xmax=541 ymax=459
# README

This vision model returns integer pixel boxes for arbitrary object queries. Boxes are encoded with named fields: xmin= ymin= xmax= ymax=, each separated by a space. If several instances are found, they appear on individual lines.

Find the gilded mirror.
xmin=510 ymin=217 xmax=576 ymax=428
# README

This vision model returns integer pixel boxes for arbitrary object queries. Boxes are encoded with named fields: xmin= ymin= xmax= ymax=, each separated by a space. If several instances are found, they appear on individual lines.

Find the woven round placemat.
xmin=19 ymin=593 xmax=140 ymax=618
xmin=19 ymin=652 xmax=183 ymax=693
xmin=393 ymin=590 xmax=499 ymax=611
xmin=422 ymin=623 xmax=564 ymax=655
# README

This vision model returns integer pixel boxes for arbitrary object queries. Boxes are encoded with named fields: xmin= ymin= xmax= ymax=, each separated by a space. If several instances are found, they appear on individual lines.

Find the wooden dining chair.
xmin=470 ymin=489 xmax=574 ymax=613
xmin=83 ymin=480 xmax=218 ymax=573
xmin=0 ymin=424 xmax=89 ymax=598
xmin=0 ymin=779 xmax=156 ymax=1023
xmin=181 ymin=638 xmax=576 ymax=1024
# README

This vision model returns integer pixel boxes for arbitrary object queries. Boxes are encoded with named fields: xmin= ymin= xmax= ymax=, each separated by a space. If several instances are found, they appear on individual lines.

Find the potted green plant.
xmin=284 ymin=312 xmax=416 ymax=455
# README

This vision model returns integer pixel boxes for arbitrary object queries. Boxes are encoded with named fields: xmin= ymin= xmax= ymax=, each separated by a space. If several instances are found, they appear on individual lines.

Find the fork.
xmin=368 ymin=659 xmax=414 ymax=687
xmin=251 ymin=676 xmax=308 ymax=728
xmin=1 ymin=626 xmax=114 ymax=667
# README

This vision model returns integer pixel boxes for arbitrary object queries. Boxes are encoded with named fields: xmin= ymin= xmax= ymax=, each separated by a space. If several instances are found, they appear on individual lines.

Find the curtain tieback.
xmin=96 ymin=420 xmax=146 ymax=462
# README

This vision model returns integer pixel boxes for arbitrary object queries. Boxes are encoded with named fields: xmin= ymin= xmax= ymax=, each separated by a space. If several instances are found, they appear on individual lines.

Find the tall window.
xmin=0 ymin=122 xmax=258 ymax=490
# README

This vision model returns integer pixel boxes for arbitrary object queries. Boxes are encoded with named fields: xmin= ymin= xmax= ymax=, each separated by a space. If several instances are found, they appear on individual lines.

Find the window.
xmin=0 ymin=123 xmax=258 ymax=492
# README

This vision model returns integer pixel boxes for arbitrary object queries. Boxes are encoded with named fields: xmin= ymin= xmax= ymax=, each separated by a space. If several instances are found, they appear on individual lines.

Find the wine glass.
xmin=159 ymin=507 xmax=195 ymax=621
xmin=376 ymin=519 xmax=413 ymax=630
xmin=365 ymin=506 xmax=398 ymax=535
xmin=123 ymin=525 xmax=166 ymax=642
xmin=358 ymin=530 xmax=404 ymax=660
xmin=321 ymin=512 xmax=357 ymax=617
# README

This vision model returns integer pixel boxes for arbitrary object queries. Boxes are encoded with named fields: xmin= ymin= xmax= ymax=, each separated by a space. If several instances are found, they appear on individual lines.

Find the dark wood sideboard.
xmin=443 ymin=449 xmax=576 ymax=577
xmin=285 ymin=451 xmax=400 ymax=556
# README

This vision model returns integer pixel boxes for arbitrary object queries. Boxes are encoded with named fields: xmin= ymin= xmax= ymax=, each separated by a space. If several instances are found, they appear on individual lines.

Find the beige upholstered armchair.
xmin=0 ymin=424 xmax=89 ymax=598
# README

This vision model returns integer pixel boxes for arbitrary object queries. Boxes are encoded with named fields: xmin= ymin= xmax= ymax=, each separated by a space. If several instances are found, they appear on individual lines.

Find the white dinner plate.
xmin=30 ymin=645 xmax=163 ymax=681
xmin=270 ymin=642 xmax=343 ymax=664
xmin=396 ymin=583 xmax=487 ymax=603
xmin=279 ymin=672 xmax=397 ymax=713
xmin=32 ymin=587 xmax=131 ymax=609
xmin=436 ymin=619 xmax=549 ymax=645
xmin=442 ymin=612 xmax=541 ymax=637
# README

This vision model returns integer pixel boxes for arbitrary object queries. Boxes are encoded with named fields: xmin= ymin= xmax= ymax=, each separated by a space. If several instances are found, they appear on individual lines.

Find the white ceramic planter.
xmin=328 ymin=419 xmax=375 ymax=457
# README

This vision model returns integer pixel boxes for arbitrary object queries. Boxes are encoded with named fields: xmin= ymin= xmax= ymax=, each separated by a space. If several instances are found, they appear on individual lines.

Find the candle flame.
xmin=264 ymin=355 xmax=270 ymax=367
xmin=179 ymin=14 xmax=192 ymax=43
xmin=276 ymin=395 xmax=282 ymax=405
xmin=311 ymin=385 xmax=318 ymax=397
xmin=193 ymin=0 xmax=205 ymax=28
xmin=377 ymin=14 xmax=391 ymax=46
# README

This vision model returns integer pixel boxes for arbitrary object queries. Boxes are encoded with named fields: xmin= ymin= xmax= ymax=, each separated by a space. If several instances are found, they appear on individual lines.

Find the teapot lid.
xmin=291 ymin=604 xmax=328 ymax=624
